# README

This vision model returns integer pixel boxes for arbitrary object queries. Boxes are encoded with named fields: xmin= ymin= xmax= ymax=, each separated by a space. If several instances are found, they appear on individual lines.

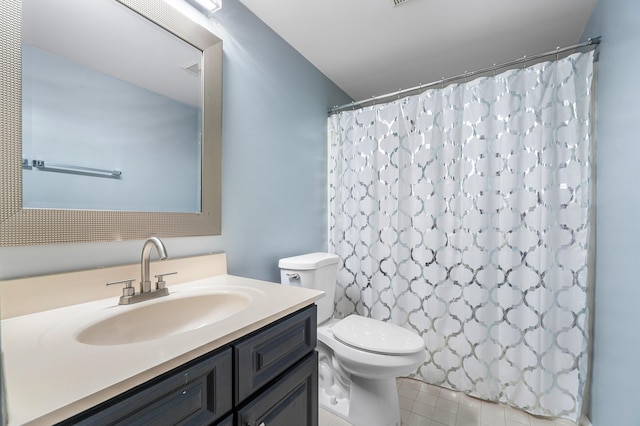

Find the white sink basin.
xmin=76 ymin=291 xmax=251 ymax=346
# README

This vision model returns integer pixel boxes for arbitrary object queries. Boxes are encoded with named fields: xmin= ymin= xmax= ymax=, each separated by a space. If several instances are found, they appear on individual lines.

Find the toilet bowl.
xmin=279 ymin=253 xmax=426 ymax=426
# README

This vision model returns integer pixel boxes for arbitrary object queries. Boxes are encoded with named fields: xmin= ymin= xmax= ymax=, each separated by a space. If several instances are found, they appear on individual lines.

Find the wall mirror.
xmin=0 ymin=0 xmax=222 ymax=246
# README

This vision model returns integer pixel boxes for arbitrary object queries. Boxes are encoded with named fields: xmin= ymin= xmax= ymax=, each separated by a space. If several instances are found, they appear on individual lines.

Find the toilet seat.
xmin=317 ymin=318 xmax=426 ymax=380
xmin=330 ymin=315 xmax=425 ymax=355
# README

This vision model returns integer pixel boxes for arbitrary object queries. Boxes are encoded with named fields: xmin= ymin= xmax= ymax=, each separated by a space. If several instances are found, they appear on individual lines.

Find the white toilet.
xmin=279 ymin=252 xmax=426 ymax=426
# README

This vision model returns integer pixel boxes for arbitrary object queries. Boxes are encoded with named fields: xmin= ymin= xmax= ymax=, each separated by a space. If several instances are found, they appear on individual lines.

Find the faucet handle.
xmin=155 ymin=272 xmax=177 ymax=290
xmin=106 ymin=278 xmax=136 ymax=298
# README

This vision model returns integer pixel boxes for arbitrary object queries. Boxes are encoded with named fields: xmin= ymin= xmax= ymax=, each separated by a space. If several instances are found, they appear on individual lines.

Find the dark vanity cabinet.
xmin=234 ymin=307 xmax=318 ymax=426
xmin=58 ymin=305 xmax=317 ymax=426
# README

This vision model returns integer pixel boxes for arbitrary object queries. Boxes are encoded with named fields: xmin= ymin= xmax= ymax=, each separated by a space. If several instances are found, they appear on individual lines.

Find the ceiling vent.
xmin=183 ymin=61 xmax=201 ymax=75
xmin=393 ymin=0 xmax=412 ymax=6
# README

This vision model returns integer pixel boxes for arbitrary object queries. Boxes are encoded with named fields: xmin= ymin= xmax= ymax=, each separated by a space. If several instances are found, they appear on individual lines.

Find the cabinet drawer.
xmin=237 ymin=352 xmax=318 ymax=426
xmin=235 ymin=305 xmax=317 ymax=403
xmin=60 ymin=347 xmax=233 ymax=426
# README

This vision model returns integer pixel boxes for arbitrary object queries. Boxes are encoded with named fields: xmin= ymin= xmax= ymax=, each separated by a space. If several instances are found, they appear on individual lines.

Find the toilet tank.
xmin=278 ymin=252 xmax=339 ymax=324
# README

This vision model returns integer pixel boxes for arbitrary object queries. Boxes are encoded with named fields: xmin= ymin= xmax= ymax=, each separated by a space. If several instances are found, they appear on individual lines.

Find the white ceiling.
xmin=23 ymin=0 xmax=202 ymax=107
xmin=237 ymin=0 xmax=598 ymax=102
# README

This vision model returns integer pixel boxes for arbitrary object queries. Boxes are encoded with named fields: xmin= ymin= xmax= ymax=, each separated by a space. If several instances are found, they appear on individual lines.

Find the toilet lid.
xmin=330 ymin=315 xmax=425 ymax=355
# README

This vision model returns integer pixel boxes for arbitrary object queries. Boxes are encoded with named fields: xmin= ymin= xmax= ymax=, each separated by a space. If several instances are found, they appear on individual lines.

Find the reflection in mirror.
xmin=22 ymin=0 xmax=202 ymax=212
xmin=0 ymin=0 xmax=222 ymax=246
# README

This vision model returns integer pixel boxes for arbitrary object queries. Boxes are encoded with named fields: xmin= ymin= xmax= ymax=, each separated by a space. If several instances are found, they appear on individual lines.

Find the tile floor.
xmin=318 ymin=377 xmax=579 ymax=426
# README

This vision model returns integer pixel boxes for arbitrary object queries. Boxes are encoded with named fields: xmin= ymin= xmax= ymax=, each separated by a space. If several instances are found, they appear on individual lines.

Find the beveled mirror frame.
xmin=0 ymin=0 xmax=222 ymax=246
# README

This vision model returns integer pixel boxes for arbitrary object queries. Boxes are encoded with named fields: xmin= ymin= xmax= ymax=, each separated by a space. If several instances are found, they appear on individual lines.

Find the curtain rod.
xmin=328 ymin=36 xmax=601 ymax=115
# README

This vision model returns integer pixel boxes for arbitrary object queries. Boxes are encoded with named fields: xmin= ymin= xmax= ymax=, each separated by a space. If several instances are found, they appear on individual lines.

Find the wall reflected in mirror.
xmin=22 ymin=0 xmax=203 ymax=213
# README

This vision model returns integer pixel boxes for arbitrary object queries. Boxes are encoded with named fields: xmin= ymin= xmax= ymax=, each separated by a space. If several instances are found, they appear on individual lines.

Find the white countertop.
xmin=1 ymin=275 xmax=323 ymax=425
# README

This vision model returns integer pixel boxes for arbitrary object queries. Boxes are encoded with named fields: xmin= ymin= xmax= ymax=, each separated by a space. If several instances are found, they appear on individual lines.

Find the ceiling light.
xmin=184 ymin=0 xmax=221 ymax=17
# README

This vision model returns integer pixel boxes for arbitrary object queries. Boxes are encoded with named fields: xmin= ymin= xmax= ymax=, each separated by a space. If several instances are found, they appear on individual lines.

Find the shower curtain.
xmin=328 ymin=51 xmax=594 ymax=421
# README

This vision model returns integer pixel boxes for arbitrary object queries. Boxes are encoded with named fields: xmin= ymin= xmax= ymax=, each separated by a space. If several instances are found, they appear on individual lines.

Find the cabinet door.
xmin=237 ymin=352 xmax=318 ymax=426
xmin=59 ymin=348 xmax=233 ymax=426
xmin=235 ymin=305 xmax=317 ymax=404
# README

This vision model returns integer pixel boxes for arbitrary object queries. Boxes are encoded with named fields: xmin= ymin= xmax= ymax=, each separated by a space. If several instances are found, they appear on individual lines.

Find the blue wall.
xmin=0 ymin=0 xmax=351 ymax=283
xmin=22 ymin=46 xmax=201 ymax=212
xmin=581 ymin=1 xmax=640 ymax=425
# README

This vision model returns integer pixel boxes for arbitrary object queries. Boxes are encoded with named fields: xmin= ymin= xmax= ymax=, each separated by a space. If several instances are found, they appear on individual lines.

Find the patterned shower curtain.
xmin=328 ymin=51 xmax=594 ymax=421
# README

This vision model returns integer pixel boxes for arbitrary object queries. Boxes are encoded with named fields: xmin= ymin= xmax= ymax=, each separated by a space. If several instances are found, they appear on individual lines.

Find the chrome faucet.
xmin=140 ymin=236 xmax=168 ymax=293
xmin=107 ymin=237 xmax=176 ymax=305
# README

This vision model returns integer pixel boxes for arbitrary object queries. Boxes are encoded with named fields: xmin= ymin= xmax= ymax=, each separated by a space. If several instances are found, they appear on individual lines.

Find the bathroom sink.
xmin=76 ymin=292 xmax=251 ymax=346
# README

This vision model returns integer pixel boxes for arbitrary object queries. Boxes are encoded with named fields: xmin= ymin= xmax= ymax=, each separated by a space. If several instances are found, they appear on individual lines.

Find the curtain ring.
xmin=522 ymin=55 xmax=527 ymax=70
xmin=556 ymin=46 xmax=560 ymax=62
